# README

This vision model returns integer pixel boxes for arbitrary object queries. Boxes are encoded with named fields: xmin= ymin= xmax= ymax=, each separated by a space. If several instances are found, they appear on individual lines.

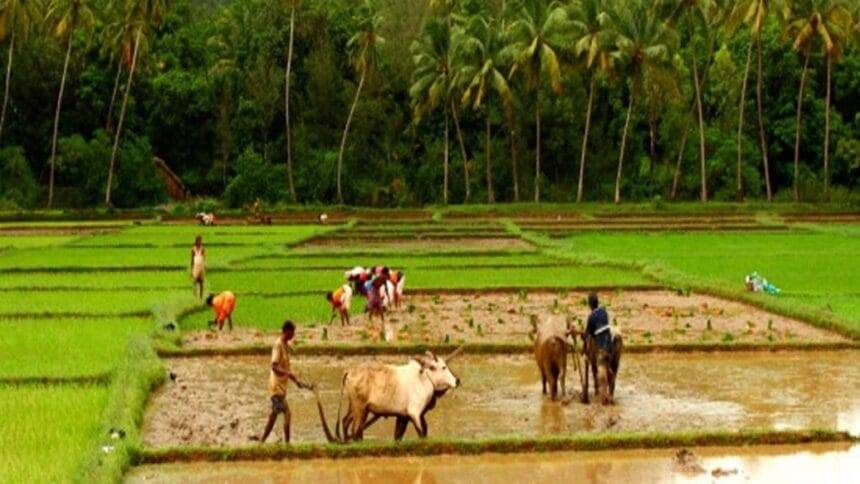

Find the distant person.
xmin=326 ymin=284 xmax=353 ymax=326
xmin=206 ymin=290 xmax=236 ymax=331
xmin=253 ymin=320 xmax=312 ymax=443
xmin=190 ymin=235 xmax=206 ymax=300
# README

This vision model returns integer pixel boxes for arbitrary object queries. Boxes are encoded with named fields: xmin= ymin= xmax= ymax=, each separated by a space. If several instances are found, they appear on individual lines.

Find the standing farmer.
xmin=253 ymin=320 xmax=312 ymax=443
xmin=190 ymin=235 xmax=206 ymax=300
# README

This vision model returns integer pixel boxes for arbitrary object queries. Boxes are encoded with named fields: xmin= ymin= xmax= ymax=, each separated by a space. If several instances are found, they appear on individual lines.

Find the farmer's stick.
xmin=571 ymin=334 xmax=585 ymax=394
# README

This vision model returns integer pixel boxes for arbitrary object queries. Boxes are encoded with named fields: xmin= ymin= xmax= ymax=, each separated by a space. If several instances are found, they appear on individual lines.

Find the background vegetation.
xmin=0 ymin=0 xmax=858 ymax=209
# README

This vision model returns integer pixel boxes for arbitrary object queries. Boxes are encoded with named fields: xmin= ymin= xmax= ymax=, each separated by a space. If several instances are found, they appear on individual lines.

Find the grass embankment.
xmin=540 ymin=230 xmax=860 ymax=338
xmin=135 ymin=428 xmax=854 ymax=464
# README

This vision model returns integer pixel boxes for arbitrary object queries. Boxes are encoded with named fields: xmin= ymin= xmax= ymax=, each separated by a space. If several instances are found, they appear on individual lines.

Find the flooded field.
xmin=126 ymin=443 xmax=859 ymax=483
xmin=143 ymin=351 xmax=860 ymax=447
xmin=181 ymin=290 xmax=846 ymax=350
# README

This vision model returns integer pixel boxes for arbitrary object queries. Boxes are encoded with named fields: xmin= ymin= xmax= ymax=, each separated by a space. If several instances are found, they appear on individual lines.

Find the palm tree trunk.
xmin=451 ymin=101 xmax=470 ymax=202
xmin=284 ymin=4 xmax=297 ymax=203
xmin=443 ymin=103 xmax=449 ymax=204
xmin=48 ymin=32 xmax=74 ymax=209
xmin=337 ymin=67 xmax=366 ymax=205
xmin=576 ymin=75 xmax=594 ymax=203
xmin=510 ymin=127 xmax=519 ymax=202
xmin=671 ymin=127 xmax=690 ymax=199
xmin=824 ymin=52 xmax=832 ymax=201
xmin=614 ymin=90 xmax=635 ymax=204
xmin=793 ymin=50 xmax=810 ymax=202
xmin=485 ymin=109 xmax=494 ymax=203
xmin=105 ymin=28 xmax=142 ymax=206
xmin=649 ymin=116 xmax=657 ymax=162
xmin=688 ymin=18 xmax=707 ymax=203
xmin=755 ymin=34 xmax=772 ymax=202
xmin=0 ymin=31 xmax=15 ymax=142
xmin=534 ymin=94 xmax=541 ymax=203
xmin=736 ymin=39 xmax=753 ymax=200
xmin=106 ymin=61 xmax=123 ymax=132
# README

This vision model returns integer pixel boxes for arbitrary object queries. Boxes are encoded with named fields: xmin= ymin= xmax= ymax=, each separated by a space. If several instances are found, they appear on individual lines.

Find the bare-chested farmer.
xmin=206 ymin=290 xmax=236 ymax=331
xmin=326 ymin=284 xmax=353 ymax=326
xmin=253 ymin=320 xmax=312 ymax=443
xmin=190 ymin=235 xmax=205 ymax=300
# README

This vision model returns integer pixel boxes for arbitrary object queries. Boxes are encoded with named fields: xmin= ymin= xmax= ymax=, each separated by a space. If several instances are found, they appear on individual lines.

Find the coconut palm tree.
xmin=431 ymin=0 xmax=472 ymax=202
xmin=606 ymin=0 xmax=676 ymax=203
xmin=666 ymin=0 xmax=725 ymax=202
xmin=282 ymin=0 xmax=300 ymax=203
xmin=727 ymin=0 xmax=774 ymax=201
xmin=456 ymin=14 xmax=514 ymax=203
xmin=782 ymin=0 xmax=850 ymax=201
xmin=336 ymin=1 xmax=384 ymax=205
xmin=504 ymin=0 xmax=569 ymax=202
xmin=0 ymin=0 xmax=42 ymax=142
xmin=105 ymin=0 xmax=168 ymax=206
xmin=569 ymin=0 xmax=611 ymax=203
xmin=45 ymin=0 xmax=96 ymax=208
xmin=410 ymin=17 xmax=453 ymax=204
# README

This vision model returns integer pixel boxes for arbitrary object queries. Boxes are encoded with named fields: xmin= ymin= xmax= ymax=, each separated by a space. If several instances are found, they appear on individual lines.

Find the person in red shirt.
xmin=326 ymin=284 xmax=353 ymax=326
xmin=206 ymin=291 xmax=236 ymax=331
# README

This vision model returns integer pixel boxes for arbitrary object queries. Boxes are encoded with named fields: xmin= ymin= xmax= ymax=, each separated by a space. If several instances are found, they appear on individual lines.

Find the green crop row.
xmin=0 ymin=290 xmax=194 ymax=318
xmin=0 ymin=318 xmax=156 ymax=379
xmin=0 ymin=246 xmax=276 ymax=270
xmin=0 ymin=384 xmax=109 ymax=484
xmin=232 ymin=253 xmax=557 ymax=269
xmin=71 ymin=224 xmax=328 ymax=247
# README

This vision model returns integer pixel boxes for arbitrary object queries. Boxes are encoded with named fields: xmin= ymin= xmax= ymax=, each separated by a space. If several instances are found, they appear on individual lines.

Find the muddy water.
xmin=143 ymin=351 xmax=860 ymax=447
xmin=126 ymin=443 xmax=859 ymax=483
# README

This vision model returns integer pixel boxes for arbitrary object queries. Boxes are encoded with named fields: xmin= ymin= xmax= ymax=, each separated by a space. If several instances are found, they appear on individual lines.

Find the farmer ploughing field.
xmin=5 ymin=0 xmax=860 ymax=472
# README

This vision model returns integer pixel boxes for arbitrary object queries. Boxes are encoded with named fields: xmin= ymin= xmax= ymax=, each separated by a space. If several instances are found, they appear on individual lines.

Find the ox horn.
xmin=445 ymin=345 xmax=466 ymax=362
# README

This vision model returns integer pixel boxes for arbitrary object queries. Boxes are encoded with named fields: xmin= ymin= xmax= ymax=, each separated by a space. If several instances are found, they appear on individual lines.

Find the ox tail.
xmin=335 ymin=371 xmax=348 ymax=442
xmin=312 ymin=387 xmax=341 ymax=443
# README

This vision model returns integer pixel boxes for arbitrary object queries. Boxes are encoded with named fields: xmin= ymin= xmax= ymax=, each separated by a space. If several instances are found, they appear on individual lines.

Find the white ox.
xmin=315 ymin=348 xmax=463 ymax=442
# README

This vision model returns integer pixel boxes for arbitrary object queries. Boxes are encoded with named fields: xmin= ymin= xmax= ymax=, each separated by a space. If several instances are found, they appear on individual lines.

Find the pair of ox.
xmin=315 ymin=347 xmax=464 ymax=442
xmin=534 ymin=319 xmax=623 ymax=405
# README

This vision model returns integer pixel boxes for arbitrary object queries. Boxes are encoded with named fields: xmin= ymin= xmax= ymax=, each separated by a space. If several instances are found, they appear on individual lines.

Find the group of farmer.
xmin=329 ymin=266 xmax=406 ymax=325
xmin=186 ymin=234 xmax=621 ymax=444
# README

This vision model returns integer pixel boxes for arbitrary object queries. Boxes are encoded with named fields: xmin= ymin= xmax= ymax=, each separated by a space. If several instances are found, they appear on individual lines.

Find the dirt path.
xmin=142 ymin=351 xmax=860 ymax=447
xmin=181 ymin=290 xmax=847 ymax=350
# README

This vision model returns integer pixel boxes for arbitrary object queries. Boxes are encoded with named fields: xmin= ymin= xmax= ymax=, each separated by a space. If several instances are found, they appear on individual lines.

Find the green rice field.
xmin=0 ymin=209 xmax=857 ymax=482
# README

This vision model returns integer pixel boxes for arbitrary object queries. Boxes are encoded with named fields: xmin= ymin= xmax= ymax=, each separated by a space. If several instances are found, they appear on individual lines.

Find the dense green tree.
xmin=569 ymin=0 xmax=610 ymax=202
xmin=105 ymin=0 xmax=168 ymax=206
xmin=45 ymin=0 xmax=96 ymax=208
xmin=410 ymin=18 xmax=452 ymax=203
xmin=0 ymin=0 xmax=43 ymax=142
xmin=728 ymin=0 xmax=776 ymax=200
xmin=282 ymin=0 xmax=300 ymax=203
xmin=336 ymin=0 xmax=383 ymax=205
xmin=504 ymin=0 xmax=569 ymax=202
xmin=782 ymin=0 xmax=851 ymax=200
xmin=606 ymin=0 xmax=676 ymax=203
xmin=457 ymin=12 xmax=514 ymax=203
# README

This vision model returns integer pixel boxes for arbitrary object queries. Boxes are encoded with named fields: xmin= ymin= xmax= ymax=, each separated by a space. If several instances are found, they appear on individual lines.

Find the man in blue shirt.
xmin=586 ymin=292 xmax=612 ymax=351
